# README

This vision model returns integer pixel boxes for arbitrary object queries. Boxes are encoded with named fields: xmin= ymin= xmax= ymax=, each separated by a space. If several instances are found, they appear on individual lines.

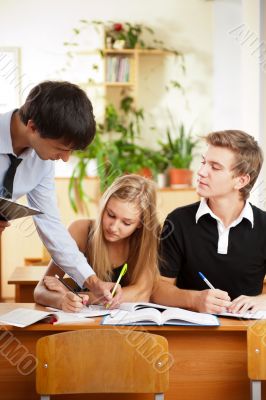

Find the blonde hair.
xmin=205 ymin=130 xmax=263 ymax=200
xmin=87 ymin=174 xmax=160 ymax=285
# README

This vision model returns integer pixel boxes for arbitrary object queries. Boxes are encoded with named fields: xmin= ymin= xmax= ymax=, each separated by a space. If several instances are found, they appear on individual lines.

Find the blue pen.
xmin=198 ymin=272 xmax=215 ymax=290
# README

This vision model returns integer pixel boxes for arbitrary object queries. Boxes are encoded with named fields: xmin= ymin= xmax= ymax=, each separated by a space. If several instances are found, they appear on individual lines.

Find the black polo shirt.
xmin=159 ymin=201 xmax=266 ymax=300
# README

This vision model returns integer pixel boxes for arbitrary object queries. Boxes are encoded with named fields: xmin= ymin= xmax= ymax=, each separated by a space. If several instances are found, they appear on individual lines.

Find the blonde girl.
xmin=34 ymin=174 xmax=160 ymax=312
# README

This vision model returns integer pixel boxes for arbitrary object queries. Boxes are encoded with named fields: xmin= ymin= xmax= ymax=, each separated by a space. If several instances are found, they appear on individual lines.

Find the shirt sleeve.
xmin=159 ymin=214 xmax=184 ymax=278
xmin=26 ymin=163 xmax=95 ymax=287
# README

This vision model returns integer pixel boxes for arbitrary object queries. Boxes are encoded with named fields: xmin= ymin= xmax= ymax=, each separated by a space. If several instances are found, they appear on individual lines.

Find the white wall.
xmin=0 ymin=0 xmax=213 ymax=142
xmin=213 ymin=0 xmax=242 ymax=129
xmin=213 ymin=0 xmax=265 ymax=207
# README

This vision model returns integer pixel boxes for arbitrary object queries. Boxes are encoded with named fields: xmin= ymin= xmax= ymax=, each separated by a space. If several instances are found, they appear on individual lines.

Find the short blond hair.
xmin=205 ymin=130 xmax=263 ymax=200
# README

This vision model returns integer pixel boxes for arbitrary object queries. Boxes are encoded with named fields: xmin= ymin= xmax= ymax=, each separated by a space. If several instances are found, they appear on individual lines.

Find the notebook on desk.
xmin=218 ymin=310 xmax=266 ymax=320
xmin=0 ymin=308 xmax=95 ymax=327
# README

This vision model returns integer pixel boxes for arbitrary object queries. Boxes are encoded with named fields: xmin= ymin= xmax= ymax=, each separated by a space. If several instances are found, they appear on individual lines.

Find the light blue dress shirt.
xmin=0 ymin=110 xmax=95 ymax=287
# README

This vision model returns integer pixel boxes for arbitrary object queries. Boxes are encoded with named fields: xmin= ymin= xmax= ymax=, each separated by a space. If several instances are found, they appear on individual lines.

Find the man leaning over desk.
xmin=0 ymin=80 xmax=121 ymax=306
xmin=152 ymin=130 xmax=266 ymax=314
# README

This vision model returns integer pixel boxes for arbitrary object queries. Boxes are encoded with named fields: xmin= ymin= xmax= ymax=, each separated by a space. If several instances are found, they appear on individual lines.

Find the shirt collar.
xmin=0 ymin=110 xmax=15 ymax=154
xmin=195 ymin=198 xmax=254 ymax=228
xmin=0 ymin=109 xmax=35 ymax=159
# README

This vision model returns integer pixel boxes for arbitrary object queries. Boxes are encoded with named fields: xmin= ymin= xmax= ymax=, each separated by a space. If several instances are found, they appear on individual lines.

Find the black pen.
xmin=55 ymin=274 xmax=83 ymax=300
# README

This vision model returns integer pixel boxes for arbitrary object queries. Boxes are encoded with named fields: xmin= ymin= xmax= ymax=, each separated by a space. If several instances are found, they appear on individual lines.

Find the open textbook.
xmin=118 ymin=302 xmax=266 ymax=321
xmin=102 ymin=302 xmax=220 ymax=326
xmin=0 ymin=308 xmax=97 ymax=328
xmin=0 ymin=197 xmax=43 ymax=221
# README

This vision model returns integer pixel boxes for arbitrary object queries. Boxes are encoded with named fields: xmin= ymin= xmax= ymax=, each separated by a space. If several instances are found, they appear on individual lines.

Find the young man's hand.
xmin=228 ymin=294 xmax=266 ymax=314
xmin=193 ymin=289 xmax=231 ymax=314
xmin=85 ymin=275 xmax=123 ymax=308
xmin=0 ymin=220 xmax=10 ymax=234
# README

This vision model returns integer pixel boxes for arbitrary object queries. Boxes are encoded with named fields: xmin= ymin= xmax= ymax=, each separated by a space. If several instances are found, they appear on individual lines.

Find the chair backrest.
xmin=247 ymin=320 xmax=266 ymax=380
xmin=36 ymin=329 xmax=169 ymax=395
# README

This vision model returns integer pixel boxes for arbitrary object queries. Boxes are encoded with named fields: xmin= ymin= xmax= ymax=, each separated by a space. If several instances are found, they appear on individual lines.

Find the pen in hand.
xmin=198 ymin=272 xmax=215 ymax=290
xmin=106 ymin=263 xmax=128 ymax=309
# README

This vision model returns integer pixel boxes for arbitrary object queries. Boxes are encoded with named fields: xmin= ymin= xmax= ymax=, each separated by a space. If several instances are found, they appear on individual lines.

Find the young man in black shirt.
xmin=152 ymin=130 xmax=266 ymax=314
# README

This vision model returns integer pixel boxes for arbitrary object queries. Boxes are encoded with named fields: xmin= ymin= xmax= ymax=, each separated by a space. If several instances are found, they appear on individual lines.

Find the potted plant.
xmin=149 ymin=151 xmax=169 ymax=188
xmin=68 ymin=127 xmax=107 ymax=213
xmin=160 ymin=124 xmax=198 ymax=188
xmin=105 ymin=140 xmax=155 ymax=182
xmin=105 ymin=22 xmax=155 ymax=49
xmin=68 ymin=96 xmax=153 ymax=212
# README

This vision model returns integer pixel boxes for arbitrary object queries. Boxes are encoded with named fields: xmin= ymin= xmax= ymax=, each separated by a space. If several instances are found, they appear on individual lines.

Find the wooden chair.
xmin=247 ymin=320 xmax=266 ymax=400
xmin=36 ymin=329 xmax=169 ymax=399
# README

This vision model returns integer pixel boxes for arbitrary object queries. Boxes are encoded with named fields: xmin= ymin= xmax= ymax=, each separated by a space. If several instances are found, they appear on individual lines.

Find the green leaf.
xmin=68 ymin=175 xmax=78 ymax=213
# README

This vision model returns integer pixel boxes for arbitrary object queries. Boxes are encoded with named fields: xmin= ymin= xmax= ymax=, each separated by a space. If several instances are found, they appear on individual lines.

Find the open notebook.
xmin=102 ymin=302 xmax=220 ymax=326
xmin=0 ymin=308 xmax=96 ymax=328
xmin=218 ymin=310 xmax=266 ymax=319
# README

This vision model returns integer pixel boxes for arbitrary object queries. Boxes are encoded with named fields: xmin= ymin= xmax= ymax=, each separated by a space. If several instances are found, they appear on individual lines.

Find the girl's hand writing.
xmin=61 ymin=292 xmax=89 ymax=313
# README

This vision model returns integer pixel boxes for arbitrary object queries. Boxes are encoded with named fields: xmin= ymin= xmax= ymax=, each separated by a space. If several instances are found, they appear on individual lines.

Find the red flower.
xmin=113 ymin=23 xmax=123 ymax=32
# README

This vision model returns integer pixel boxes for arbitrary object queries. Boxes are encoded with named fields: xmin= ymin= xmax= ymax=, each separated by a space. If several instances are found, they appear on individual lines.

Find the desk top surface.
xmin=0 ymin=303 xmax=258 ymax=332
xmin=8 ymin=266 xmax=47 ymax=284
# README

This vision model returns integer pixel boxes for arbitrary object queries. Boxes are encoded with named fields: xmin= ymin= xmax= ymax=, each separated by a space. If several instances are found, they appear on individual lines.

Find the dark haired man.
xmin=152 ymin=130 xmax=266 ymax=315
xmin=0 ymin=81 xmax=120 ymax=305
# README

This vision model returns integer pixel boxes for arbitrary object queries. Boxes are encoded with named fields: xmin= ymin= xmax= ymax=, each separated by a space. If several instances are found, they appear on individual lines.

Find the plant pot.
xmin=137 ymin=167 xmax=153 ymax=179
xmin=113 ymin=39 xmax=126 ymax=49
xmin=168 ymin=168 xmax=193 ymax=188
xmin=156 ymin=173 xmax=167 ymax=188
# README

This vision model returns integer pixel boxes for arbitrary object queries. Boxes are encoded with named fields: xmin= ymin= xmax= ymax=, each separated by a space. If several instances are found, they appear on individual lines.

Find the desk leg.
xmin=14 ymin=285 xmax=35 ymax=302
xmin=251 ymin=381 xmax=262 ymax=400
xmin=15 ymin=285 xmax=21 ymax=302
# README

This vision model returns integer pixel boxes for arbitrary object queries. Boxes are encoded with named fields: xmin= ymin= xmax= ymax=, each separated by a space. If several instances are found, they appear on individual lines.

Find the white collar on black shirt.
xmin=195 ymin=198 xmax=254 ymax=228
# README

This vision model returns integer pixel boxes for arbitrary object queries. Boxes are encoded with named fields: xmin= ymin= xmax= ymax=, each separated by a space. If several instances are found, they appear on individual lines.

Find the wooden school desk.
xmin=8 ymin=267 xmax=46 ymax=302
xmin=0 ymin=303 xmax=265 ymax=400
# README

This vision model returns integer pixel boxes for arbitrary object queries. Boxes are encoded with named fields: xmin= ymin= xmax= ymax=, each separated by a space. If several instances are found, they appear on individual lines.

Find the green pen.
xmin=106 ymin=263 xmax=127 ymax=309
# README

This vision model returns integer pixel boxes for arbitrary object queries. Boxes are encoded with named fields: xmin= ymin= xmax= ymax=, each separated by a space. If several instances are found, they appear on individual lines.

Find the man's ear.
xmin=234 ymin=174 xmax=250 ymax=190
xmin=26 ymin=119 xmax=38 ymax=134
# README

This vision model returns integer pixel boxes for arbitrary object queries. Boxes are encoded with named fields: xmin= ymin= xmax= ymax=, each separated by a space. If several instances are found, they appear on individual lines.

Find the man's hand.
xmin=228 ymin=294 xmax=266 ymax=314
xmin=0 ymin=220 xmax=10 ymax=234
xmin=85 ymin=275 xmax=123 ymax=308
xmin=193 ymin=289 xmax=231 ymax=314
